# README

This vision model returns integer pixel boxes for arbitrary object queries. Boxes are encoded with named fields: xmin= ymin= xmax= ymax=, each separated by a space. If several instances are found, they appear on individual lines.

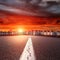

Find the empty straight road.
xmin=0 ymin=36 xmax=60 ymax=60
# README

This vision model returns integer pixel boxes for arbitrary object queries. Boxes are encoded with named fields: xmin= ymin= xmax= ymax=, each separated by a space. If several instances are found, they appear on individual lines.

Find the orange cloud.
xmin=0 ymin=12 xmax=60 ymax=31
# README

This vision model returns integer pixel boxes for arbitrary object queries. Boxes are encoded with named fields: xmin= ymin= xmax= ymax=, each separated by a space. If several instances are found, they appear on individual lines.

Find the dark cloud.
xmin=0 ymin=0 xmax=60 ymax=17
xmin=0 ymin=0 xmax=60 ymax=26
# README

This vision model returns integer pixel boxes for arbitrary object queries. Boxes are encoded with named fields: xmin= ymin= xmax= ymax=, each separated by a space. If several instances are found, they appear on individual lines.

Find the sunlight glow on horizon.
xmin=17 ymin=28 xmax=24 ymax=33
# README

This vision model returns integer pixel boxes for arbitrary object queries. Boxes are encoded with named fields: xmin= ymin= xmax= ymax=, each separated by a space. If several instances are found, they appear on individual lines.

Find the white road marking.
xmin=19 ymin=37 xmax=36 ymax=60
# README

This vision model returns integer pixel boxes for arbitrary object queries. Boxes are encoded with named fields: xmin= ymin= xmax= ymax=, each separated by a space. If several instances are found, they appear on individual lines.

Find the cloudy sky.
xmin=0 ymin=0 xmax=60 ymax=16
xmin=0 ymin=0 xmax=60 ymax=29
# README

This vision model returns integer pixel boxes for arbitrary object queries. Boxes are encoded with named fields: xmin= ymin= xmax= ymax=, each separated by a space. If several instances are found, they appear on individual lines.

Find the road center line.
xmin=19 ymin=37 xmax=36 ymax=60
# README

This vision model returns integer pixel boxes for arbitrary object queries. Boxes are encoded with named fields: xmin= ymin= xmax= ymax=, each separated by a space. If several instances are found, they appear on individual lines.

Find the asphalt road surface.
xmin=0 ymin=36 xmax=60 ymax=60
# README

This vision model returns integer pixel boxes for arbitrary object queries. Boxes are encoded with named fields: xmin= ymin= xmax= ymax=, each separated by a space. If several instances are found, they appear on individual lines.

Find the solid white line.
xmin=19 ymin=37 xmax=36 ymax=60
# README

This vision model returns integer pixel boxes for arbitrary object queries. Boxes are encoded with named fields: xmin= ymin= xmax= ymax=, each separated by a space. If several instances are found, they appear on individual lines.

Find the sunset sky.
xmin=0 ymin=0 xmax=60 ymax=31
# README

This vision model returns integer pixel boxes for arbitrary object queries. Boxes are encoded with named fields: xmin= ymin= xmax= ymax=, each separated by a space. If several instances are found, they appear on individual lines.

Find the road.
xmin=0 ymin=36 xmax=60 ymax=60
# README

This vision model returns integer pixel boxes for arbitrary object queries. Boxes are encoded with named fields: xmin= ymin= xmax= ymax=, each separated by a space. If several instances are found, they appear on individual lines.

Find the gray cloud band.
xmin=0 ymin=0 xmax=60 ymax=17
